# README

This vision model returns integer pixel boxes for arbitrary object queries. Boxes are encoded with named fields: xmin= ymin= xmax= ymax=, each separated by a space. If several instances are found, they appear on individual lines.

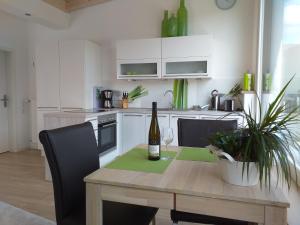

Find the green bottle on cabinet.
xmin=168 ymin=13 xmax=178 ymax=37
xmin=177 ymin=0 xmax=188 ymax=36
xmin=161 ymin=10 xmax=169 ymax=37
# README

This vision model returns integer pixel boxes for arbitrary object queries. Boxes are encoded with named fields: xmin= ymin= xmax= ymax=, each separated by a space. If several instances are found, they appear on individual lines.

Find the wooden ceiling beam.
xmin=66 ymin=0 xmax=111 ymax=12
xmin=43 ymin=0 xmax=67 ymax=12
xmin=43 ymin=0 xmax=111 ymax=12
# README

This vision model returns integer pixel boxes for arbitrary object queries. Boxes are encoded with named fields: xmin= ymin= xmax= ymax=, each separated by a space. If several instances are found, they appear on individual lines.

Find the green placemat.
xmin=177 ymin=147 xmax=218 ymax=162
xmin=106 ymin=148 xmax=177 ymax=174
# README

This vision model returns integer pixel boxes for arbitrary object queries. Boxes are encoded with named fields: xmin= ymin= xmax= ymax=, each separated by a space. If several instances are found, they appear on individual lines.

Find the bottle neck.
xmin=180 ymin=0 xmax=185 ymax=7
xmin=164 ymin=10 xmax=168 ymax=18
xmin=152 ymin=108 xmax=157 ymax=117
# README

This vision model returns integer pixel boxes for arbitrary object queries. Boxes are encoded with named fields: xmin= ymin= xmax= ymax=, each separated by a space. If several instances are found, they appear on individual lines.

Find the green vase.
xmin=177 ymin=0 xmax=188 ymax=36
xmin=168 ymin=13 xmax=178 ymax=37
xmin=161 ymin=10 xmax=169 ymax=37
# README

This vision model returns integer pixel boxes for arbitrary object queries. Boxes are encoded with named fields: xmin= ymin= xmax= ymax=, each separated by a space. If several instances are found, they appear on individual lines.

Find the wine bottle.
xmin=148 ymin=102 xmax=161 ymax=160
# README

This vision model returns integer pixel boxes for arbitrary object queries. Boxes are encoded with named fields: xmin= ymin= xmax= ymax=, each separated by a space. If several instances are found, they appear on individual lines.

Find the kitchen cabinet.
xmin=162 ymin=35 xmax=212 ymax=58
xmin=116 ymin=35 xmax=212 ymax=80
xmin=117 ymin=38 xmax=161 ymax=60
xmin=145 ymin=114 xmax=170 ymax=142
xmin=161 ymin=35 xmax=212 ymax=79
xmin=117 ymin=38 xmax=161 ymax=80
xmin=121 ymin=113 xmax=146 ymax=153
xmin=170 ymin=114 xmax=200 ymax=146
xmin=34 ymin=40 xmax=102 ymax=151
xmin=35 ymin=41 xmax=60 ymax=109
xmin=59 ymin=40 xmax=102 ymax=109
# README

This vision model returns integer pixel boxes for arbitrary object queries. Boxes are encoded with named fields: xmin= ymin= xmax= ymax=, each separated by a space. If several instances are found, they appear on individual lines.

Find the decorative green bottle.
xmin=168 ymin=13 xmax=178 ymax=37
xmin=161 ymin=10 xmax=169 ymax=37
xmin=177 ymin=0 xmax=188 ymax=36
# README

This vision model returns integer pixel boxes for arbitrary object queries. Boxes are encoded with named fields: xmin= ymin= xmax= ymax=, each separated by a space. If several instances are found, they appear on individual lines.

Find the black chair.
xmin=171 ymin=119 xmax=248 ymax=225
xmin=39 ymin=122 xmax=158 ymax=225
xmin=178 ymin=119 xmax=238 ymax=147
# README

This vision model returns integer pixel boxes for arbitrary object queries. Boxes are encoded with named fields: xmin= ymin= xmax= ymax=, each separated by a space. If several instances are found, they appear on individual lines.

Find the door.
xmin=121 ymin=113 xmax=146 ymax=153
xmin=170 ymin=114 xmax=200 ymax=146
xmin=0 ymin=51 xmax=9 ymax=153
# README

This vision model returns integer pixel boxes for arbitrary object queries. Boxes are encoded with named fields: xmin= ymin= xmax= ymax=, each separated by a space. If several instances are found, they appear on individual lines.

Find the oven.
xmin=98 ymin=114 xmax=117 ymax=154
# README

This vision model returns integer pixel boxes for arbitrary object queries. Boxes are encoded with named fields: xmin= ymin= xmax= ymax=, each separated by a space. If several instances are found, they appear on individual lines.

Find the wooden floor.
xmin=0 ymin=150 xmax=192 ymax=225
xmin=0 ymin=150 xmax=55 ymax=219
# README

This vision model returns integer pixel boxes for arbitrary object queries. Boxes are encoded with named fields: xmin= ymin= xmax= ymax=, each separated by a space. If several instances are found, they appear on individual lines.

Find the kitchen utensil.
xmin=211 ymin=89 xmax=220 ymax=111
xmin=224 ymin=99 xmax=234 ymax=112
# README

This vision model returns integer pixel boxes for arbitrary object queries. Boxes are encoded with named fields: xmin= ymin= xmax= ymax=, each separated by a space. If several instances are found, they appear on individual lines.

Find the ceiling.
xmin=43 ymin=0 xmax=111 ymax=12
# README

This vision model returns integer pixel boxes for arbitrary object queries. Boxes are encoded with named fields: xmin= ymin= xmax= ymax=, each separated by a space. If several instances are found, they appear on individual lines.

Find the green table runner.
xmin=177 ymin=147 xmax=218 ymax=162
xmin=106 ymin=148 xmax=177 ymax=174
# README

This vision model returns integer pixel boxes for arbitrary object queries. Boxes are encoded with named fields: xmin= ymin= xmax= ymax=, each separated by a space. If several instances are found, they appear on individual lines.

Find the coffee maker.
xmin=101 ymin=90 xmax=113 ymax=108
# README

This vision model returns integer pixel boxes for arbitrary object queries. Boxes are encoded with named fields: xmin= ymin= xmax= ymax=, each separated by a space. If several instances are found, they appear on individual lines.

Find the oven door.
xmin=98 ymin=120 xmax=117 ymax=154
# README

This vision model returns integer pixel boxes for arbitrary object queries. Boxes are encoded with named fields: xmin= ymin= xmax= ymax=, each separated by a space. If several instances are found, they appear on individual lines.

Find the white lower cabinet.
xmin=121 ymin=113 xmax=146 ymax=153
xmin=145 ymin=114 xmax=170 ymax=142
xmin=120 ymin=112 xmax=242 ymax=151
xmin=170 ymin=114 xmax=200 ymax=146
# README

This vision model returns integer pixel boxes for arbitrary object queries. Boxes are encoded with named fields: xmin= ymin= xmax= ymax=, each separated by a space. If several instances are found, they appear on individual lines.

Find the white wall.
xmin=0 ymin=11 xmax=31 ymax=151
xmin=29 ymin=0 xmax=259 ymax=108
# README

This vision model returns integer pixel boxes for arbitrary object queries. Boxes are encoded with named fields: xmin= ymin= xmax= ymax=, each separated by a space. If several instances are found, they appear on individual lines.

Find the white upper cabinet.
xmin=35 ymin=41 xmax=60 ymax=109
xmin=116 ymin=38 xmax=161 ymax=79
xmin=59 ymin=40 xmax=102 ymax=109
xmin=117 ymin=38 xmax=161 ymax=60
xmin=162 ymin=35 xmax=212 ymax=79
xmin=162 ymin=35 xmax=212 ymax=58
xmin=116 ymin=35 xmax=213 ymax=80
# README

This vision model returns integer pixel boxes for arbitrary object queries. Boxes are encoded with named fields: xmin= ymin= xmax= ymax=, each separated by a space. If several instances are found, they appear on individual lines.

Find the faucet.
xmin=164 ymin=90 xmax=174 ymax=109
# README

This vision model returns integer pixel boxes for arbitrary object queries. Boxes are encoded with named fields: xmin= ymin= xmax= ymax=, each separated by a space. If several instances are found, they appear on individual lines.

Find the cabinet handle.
xmin=62 ymin=107 xmax=83 ymax=110
xmin=146 ymin=115 xmax=168 ymax=118
xmin=100 ymin=123 xmax=117 ymax=128
xmin=88 ymin=119 xmax=98 ymax=122
xmin=38 ymin=107 xmax=59 ymax=109
xmin=171 ymin=116 xmax=197 ymax=119
xmin=123 ymin=114 xmax=143 ymax=117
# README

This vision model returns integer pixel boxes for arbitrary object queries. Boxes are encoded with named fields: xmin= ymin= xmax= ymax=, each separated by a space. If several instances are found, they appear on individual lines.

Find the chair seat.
xmin=62 ymin=201 xmax=158 ymax=225
xmin=171 ymin=210 xmax=249 ymax=225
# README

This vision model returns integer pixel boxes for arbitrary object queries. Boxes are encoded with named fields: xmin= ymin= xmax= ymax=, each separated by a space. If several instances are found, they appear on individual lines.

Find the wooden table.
xmin=84 ymin=145 xmax=289 ymax=225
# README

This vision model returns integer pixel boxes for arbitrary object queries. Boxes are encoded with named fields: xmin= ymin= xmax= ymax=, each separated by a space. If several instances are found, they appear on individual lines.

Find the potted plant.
xmin=127 ymin=85 xmax=148 ymax=108
xmin=209 ymin=78 xmax=300 ymax=188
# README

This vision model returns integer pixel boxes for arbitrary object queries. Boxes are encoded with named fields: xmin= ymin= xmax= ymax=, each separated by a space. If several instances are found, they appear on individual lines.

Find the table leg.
xmin=264 ymin=206 xmax=287 ymax=225
xmin=86 ymin=183 xmax=102 ymax=225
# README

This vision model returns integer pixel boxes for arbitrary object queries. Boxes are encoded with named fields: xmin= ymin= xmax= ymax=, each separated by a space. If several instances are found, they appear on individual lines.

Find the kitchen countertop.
xmin=44 ymin=108 xmax=243 ymax=118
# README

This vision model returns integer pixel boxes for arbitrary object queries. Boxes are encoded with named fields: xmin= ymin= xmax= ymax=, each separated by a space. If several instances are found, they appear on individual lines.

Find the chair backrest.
xmin=39 ymin=122 xmax=99 ymax=224
xmin=178 ymin=119 xmax=238 ymax=147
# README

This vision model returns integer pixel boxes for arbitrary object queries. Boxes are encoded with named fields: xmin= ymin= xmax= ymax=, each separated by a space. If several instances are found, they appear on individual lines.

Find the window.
xmin=262 ymin=0 xmax=300 ymax=167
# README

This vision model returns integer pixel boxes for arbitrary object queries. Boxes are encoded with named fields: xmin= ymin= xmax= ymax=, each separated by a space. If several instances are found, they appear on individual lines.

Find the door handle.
xmin=0 ymin=94 xmax=8 ymax=108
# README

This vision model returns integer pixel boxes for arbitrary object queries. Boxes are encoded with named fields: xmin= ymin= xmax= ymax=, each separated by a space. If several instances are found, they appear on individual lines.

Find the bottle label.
xmin=149 ymin=145 xmax=160 ymax=157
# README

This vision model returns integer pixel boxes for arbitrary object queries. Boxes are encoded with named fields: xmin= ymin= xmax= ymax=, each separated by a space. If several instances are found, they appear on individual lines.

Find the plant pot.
xmin=219 ymin=159 xmax=259 ymax=186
